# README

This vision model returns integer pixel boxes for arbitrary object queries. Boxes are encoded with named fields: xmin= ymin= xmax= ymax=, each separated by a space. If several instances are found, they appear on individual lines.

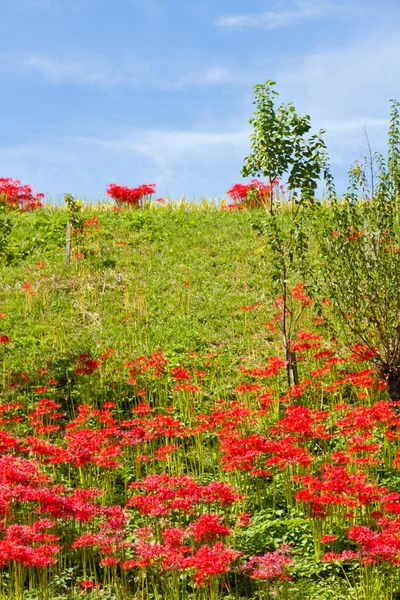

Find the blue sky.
xmin=1 ymin=0 xmax=399 ymax=202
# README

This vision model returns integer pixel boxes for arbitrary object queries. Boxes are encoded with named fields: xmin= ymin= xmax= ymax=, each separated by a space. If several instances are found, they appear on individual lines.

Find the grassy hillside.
xmin=0 ymin=201 xmax=398 ymax=600
xmin=1 ymin=205 xmax=273 ymax=370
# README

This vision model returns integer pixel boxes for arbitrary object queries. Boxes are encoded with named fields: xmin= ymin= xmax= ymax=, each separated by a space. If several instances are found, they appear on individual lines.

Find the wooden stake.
xmin=65 ymin=221 xmax=71 ymax=266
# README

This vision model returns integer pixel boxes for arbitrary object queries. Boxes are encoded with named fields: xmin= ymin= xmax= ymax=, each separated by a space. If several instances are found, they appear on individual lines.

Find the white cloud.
xmin=261 ymin=32 xmax=400 ymax=169
xmin=215 ymin=0 xmax=351 ymax=30
xmin=5 ymin=53 xmax=150 ymax=87
xmin=276 ymin=34 xmax=400 ymax=117
xmin=83 ymin=129 xmax=249 ymax=155
xmin=74 ymin=128 xmax=250 ymax=186
xmin=0 ymin=52 xmax=250 ymax=89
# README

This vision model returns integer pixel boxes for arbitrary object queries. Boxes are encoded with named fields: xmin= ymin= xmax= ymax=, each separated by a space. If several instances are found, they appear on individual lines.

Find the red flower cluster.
xmin=107 ymin=183 xmax=156 ymax=206
xmin=226 ymin=178 xmax=279 ymax=209
xmin=128 ymin=474 xmax=241 ymax=516
xmin=240 ymin=545 xmax=292 ymax=580
xmin=0 ymin=178 xmax=44 ymax=211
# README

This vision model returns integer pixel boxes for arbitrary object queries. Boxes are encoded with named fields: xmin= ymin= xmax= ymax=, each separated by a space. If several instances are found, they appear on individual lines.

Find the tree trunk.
xmin=291 ymin=351 xmax=299 ymax=386
xmin=388 ymin=372 xmax=400 ymax=401
xmin=372 ymin=358 xmax=400 ymax=402
xmin=65 ymin=221 xmax=71 ymax=266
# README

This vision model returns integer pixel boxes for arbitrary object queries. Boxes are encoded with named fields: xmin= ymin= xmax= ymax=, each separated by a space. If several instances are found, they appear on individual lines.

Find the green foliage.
xmin=64 ymin=193 xmax=84 ymax=232
xmin=236 ymin=508 xmax=314 ymax=556
xmin=0 ymin=206 xmax=13 ymax=259
xmin=311 ymin=100 xmax=400 ymax=393
xmin=242 ymin=80 xmax=332 ymax=212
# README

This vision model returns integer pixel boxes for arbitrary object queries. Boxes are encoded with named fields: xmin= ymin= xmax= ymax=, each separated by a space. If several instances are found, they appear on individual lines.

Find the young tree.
xmin=245 ymin=80 xmax=334 ymax=387
xmin=241 ymin=80 xmax=330 ymax=214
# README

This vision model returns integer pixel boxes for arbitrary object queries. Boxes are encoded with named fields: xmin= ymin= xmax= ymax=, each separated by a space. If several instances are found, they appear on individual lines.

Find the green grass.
xmin=1 ymin=204 xmax=276 ymax=377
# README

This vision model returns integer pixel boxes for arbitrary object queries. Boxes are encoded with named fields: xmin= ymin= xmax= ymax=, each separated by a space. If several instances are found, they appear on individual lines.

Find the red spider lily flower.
xmin=239 ymin=545 xmax=292 ymax=580
xmin=103 ymin=401 xmax=116 ymax=409
xmin=34 ymin=386 xmax=48 ymax=394
xmin=294 ymin=465 xmax=388 ymax=513
xmin=314 ymin=351 xmax=335 ymax=364
xmin=251 ymin=469 xmax=272 ymax=477
xmin=235 ymin=383 xmax=263 ymax=394
xmin=0 ymin=520 xmax=61 ymax=567
xmin=291 ymin=283 xmax=313 ymax=306
xmin=0 ymin=177 xmax=44 ymax=211
xmin=23 ymin=436 xmax=66 ymax=465
xmin=311 ymin=365 xmax=332 ymax=378
xmin=0 ymin=335 xmax=10 ymax=344
xmin=100 ymin=347 xmax=116 ymax=360
xmin=346 ymin=433 xmax=381 ymax=455
xmin=121 ymin=559 xmax=137 ymax=570
xmin=101 ymin=556 xmax=120 ymax=567
xmin=128 ymin=475 xmax=241 ymax=516
xmin=83 ymin=216 xmax=100 ymax=230
xmin=320 ymin=535 xmax=338 ymax=544
xmin=107 ymin=183 xmax=156 ymax=206
xmin=194 ymin=401 xmax=253 ymax=436
xmin=80 ymin=580 xmax=100 ymax=590
xmin=291 ymin=330 xmax=321 ymax=352
xmin=73 ymin=355 xmax=102 ymax=376
xmin=349 ymin=344 xmax=375 ymax=362
xmin=132 ymin=402 xmax=152 ymax=415
xmin=189 ymin=514 xmax=231 ymax=541
xmin=173 ymin=383 xmax=201 ymax=393
xmin=336 ymin=401 xmax=395 ymax=435
xmin=171 ymin=366 xmax=190 ymax=380
xmin=237 ymin=512 xmax=252 ymax=527
xmin=155 ymin=444 xmax=179 ymax=460
xmin=65 ymin=427 xmax=123 ymax=469
xmin=240 ymin=355 xmax=286 ymax=378
xmin=220 ymin=433 xmax=270 ymax=472
xmin=125 ymin=351 xmax=168 ymax=378
xmin=186 ymin=542 xmax=241 ymax=585
xmin=322 ymin=550 xmax=359 ymax=562
xmin=227 ymin=178 xmax=279 ymax=209
xmin=270 ymin=405 xmax=330 ymax=440
xmin=0 ymin=430 xmax=23 ymax=453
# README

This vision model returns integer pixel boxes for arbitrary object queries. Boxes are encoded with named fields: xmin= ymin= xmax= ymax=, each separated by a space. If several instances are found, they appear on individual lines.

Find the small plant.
xmin=64 ymin=193 xmax=84 ymax=233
